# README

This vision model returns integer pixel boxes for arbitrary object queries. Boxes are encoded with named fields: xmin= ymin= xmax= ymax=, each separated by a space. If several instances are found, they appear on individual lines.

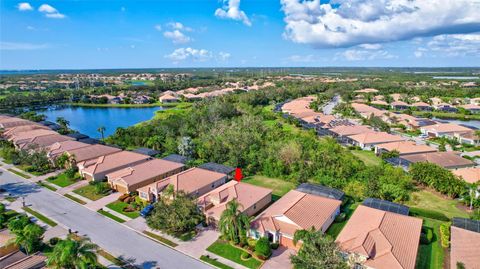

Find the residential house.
xmin=370 ymin=100 xmax=389 ymax=108
xmin=162 ymin=154 xmax=189 ymax=164
xmin=390 ymin=93 xmax=403 ymax=102
xmin=460 ymin=104 xmax=480 ymax=114
xmin=435 ymin=103 xmax=458 ymax=112
xmin=198 ymin=162 xmax=236 ymax=180
xmin=250 ymin=186 xmax=342 ymax=250
xmin=420 ymin=123 xmax=472 ymax=138
xmin=197 ymin=180 xmax=272 ymax=224
xmin=335 ymin=200 xmax=422 ymax=269
xmin=8 ymin=129 xmax=58 ymax=147
xmin=159 ymin=93 xmax=179 ymax=103
xmin=137 ymin=167 xmax=228 ymax=202
xmin=0 ymin=229 xmax=17 ymax=258
xmin=355 ymin=88 xmax=378 ymax=93
xmin=2 ymin=125 xmax=50 ymax=140
xmin=78 ymin=151 xmax=150 ymax=181
xmin=17 ymin=134 xmax=74 ymax=151
xmin=454 ymin=131 xmax=480 ymax=146
xmin=107 ymin=158 xmax=185 ymax=193
xmin=329 ymin=125 xmax=374 ymax=142
xmin=1 ymin=252 xmax=47 ymax=269
xmin=450 ymin=218 xmax=480 ymax=269
xmin=0 ymin=117 xmax=37 ymax=130
xmin=400 ymin=152 xmax=475 ymax=169
xmin=47 ymin=140 xmax=91 ymax=161
xmin=375 ymin=141 xmax=437 ymax=156
xmin=351 ymin=103 xmax=385 ymax=118
xmin=347 ymin=132 xmax=405 ymax=150
xmin=390 ymin=101 xmax=409 ymax=110
xmin=65 ymin=144 xmax=122 ymax=164
xmin=452 ymin=167 xmax=480 ymax=184
xmin=469 ymin=97 xmax=480 ymax=105
xmin=410 ymin=102 xmax=432 ymax=111
xmin=429 ymin=97 xmax=443 ymax=106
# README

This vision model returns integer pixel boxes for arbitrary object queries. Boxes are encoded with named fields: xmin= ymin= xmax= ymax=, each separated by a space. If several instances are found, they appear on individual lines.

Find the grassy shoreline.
xmin=67 ymin=102 xmax=185 ymax=108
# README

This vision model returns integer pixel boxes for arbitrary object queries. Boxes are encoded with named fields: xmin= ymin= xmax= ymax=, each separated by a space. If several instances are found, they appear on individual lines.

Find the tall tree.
xmin=8 ymin=216 xmax=44 ymax=255
xmin=218 ymin=200 xmax=250 ymax=245
xmin=290 ymin=229 xmax=348 ymax=269
xmin=56 ymin=117 xmax=70 ymax=134
xmin=46 ymin=236 xmax=98 ymax=269
xmin=97 ymin=126 xmax=106 ymax=140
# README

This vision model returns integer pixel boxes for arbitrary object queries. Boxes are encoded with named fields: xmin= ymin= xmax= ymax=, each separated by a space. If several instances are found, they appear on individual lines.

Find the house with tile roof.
xmin=137 ymin=167 xmax=228 ymax=202
xmin=347 ymin=132 xmax=405 ymax=150
xmin=250 ymin=189 xmax=342 ymax=250
xmin=65 ymin=144 xmax=122 ymax=163
xmin=390 ymin=101 xmax=409 ymax=110
xmin=47 ymin=140 xmax=92 ymax=160
xmin=106 ymin=158 xmax=185 ymax=193
xmin=452 ymin=167 xmax=480 ymax=184
xmin=375 ymin=141 xmax=437 ymax=156
xmin=420 ymin=123 xmax=472 ymax=138
xmin=17 ymin=134 xmax=74 ymax=151
xmin=410 ymin=102 xmax=432 ymax=111
xmin=78 ymin=151 xmax=150 ymax=181
xmin=329 ymin=125 xmax=374 ymax=141
xmin=198 ymin=180 xmax=272 ymax=224
xmin=335 ymin=204 xmax=422 ymax=269
xmin=400 ymin=152 xmax=475 ymax=170
xmin=450 ymin=218 xmax=480 ymax=269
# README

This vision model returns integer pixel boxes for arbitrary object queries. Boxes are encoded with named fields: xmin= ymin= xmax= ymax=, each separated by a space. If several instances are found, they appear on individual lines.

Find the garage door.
xmin=280 ymin=236 xmax=301 ymax=250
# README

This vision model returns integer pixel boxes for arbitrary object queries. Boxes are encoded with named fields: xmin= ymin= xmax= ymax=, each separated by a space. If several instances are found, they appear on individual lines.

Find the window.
xmin=140 ymin=192 xmax=147 ymax=199
xmin=211 ymin=183 xmax=215 ymax=188
xmin=253 ymin=204 xmax=256 ymax=210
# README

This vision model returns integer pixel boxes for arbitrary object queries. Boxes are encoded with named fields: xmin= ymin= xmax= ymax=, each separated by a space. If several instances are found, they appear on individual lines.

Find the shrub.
xmin=65 ymin=167 xmax=77 ymax=179
xmin=247 ymin=238 xmax=257 ymax=250
xmin=270 ymin=242 xmax=279 ymax=250
xmin=409 ymin=207 xmax=450 ymax=221
xmin=334 ymin=212 xmax=346 ymax=223
xmin=254 ymin=237 xmax=271 ymax=259
xmin=240 ymin=252 xmax=251 ymax=260
xmin=420 ymin=227 xmax=433 ymax=244
xmin=49 ymin=237 xmax=60 ymax=246
xmin=439 ymin=222 xmax=451 ymax=248
xmin=94 ymin=182 xmax=108 ymax=195
xmin=118 ymin=193 xmax=130 ymax=202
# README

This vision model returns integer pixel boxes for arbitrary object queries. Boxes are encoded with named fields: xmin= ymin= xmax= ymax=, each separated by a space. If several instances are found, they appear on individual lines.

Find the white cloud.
xmin=336 ymin=48 xmax=396 ymax=61
xmin=358 ymin=43 xmax=382 ymax=50
xmin=17 ymin=2 xmax=33 ymax=11
xmin=165 ymin=47 xmax=212 ymax=62
xmin=154 ymin=25 xmax=162 ymax=31
xmin=218 ymin=52 xmax=231 ymax=61
xmin=426 ymin=33 xmax=480 ymax=57
xmin=163 ymin=30 xmax=191 ymax=44
xmin=215 ymin=0 xmax=251 ymax=26
xmin=167 ymin=22 xmax=192 ymax=32
xmin=0 ymin=41 xmax=50 ymax=50
xmin=281 ymin=0 xmax=480 ymax=48
xmin=38 ymin=4 xmax=65 ymax=19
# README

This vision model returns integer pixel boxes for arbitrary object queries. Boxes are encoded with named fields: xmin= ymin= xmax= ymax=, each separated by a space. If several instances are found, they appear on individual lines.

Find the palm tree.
xmin=97 ymin=126 xmax=106 ymax=140
xmin=218 ymin=200 xmax=250 ymax=245
xmin=47 ymin=236 xmax=98 ymax=269
xmin=56 ymin=117 xmax=70 ymax=134
xmin=8 ymin=217 xmax=44 ymax=255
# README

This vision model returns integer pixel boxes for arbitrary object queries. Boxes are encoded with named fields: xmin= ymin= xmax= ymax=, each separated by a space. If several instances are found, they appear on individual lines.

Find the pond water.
xmin=36 ymin=105 xmax=163 ymax=138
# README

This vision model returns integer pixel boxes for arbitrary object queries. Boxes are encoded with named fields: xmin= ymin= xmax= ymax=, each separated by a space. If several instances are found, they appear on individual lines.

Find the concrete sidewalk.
xmin=85 ymin=192 xmax=122 ymax=211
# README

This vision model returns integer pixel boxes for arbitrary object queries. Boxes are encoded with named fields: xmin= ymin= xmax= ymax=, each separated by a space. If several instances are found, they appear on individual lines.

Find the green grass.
xmin=37 ymin=181 xmax=57 ymax=191
xmin=106 ymin=201 xmax=140 ymax=219
xmin=207 ymin=240 xmax=262 ymax=269
xmin=97 ymin=209 xmax=126 ymax=223
xmin=7 ymin=168 xmax=31 ymax=179
xmin=15 ymin=164 xmax=46 ymax=176
xmin=350 ymin=150 xmax=382 ymax=166
xmin=326 ymin=201 xmax=360 ymax=239
xmin=200 ymin=255 xmax=234 ymax=269
xmin=406 ymin=189 xmax=470 ymax=219
xmin=143 ymin=231 xmax=178 ymax=247
xmin=47 ymin=173 xmax=80 ymax=187
xmin=22 ymin=206 xmax=57 ymax=227
xmin=415 ymin=218 xmax=446 ymax=269
xmin=68 ymin=102 xmax=161 ymax=108
xmin=243 ymin=175 xmax=296 ymax=201
xmin=4 ymin=196 xmax=17 ymax=202
xmin=73 ymin=184 xmax=108 ymax=201
xmin=64 ymin=194 xmax=87 ymax=205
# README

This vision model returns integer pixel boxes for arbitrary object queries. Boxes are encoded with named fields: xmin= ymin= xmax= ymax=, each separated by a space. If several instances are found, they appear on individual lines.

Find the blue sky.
xmin=1 ymin=0 xmax=479 ymax=69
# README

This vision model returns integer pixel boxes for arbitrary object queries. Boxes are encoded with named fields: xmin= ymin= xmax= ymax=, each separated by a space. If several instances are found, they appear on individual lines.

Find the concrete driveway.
xmin=261 ymin=247 xmax=295 ymax=269
xmin=0 ymin=168 xmax=212 ymax=269
xmin=176 ymin=227 xmax=219 ymax=258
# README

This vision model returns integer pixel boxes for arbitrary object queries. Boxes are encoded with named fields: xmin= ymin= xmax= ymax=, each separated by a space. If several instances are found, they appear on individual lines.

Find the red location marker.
xmin=234 ymin=168 xmax=243 ymax=182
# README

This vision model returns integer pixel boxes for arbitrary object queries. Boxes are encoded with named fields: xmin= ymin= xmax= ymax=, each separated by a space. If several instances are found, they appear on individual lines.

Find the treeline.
xmin=0 ymin=90 xmax=71 ymax=108
xmin=106 ymin=83 xmax=414 ymax=202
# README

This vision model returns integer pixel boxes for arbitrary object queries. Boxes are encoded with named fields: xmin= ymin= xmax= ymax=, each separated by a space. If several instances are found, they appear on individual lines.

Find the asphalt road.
xmin=0 ymin=169 xmax=212 ymax=269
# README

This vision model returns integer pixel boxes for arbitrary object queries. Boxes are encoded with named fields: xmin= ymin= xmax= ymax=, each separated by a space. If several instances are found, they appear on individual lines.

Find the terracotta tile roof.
xmin=9 ymin=129 xmax=58 ymax=143
xmin=348 ymin=132 xmax=405 ymax=145
xmin=371 ymin=100 xmax=389 ymax=106
xmin=3 ymin=252 xmax=46 ymax=269
xmin=0 ymin=229 xmax=14 ymax=247
xmin=376 ymin=141 xmax=437 ymax=155
xmin=391 ymin=101 xmax=409 ymax=107
xmin=106 ymin=158 xmax=185 ymax=186
xmin=355 ymin=88 xmax=378 ymax=93
xmin=450 ymin=226 xmax=480 ymax=269
xmin=329 ymin=125 xmax=373 ymax=136
xmin=421 ymin=123 xmax=472 ymax=134
xmin=460 ymin=104 xmax=480 ymax=110
xmin=411 ymin=102 xmax=431 ymax=107
xmin=67 ymin=144 xmax=122 ymax=162
xmin=2 ymin=125 xmax=49 ymax=139
xmin=402 ymin=152 xmax=474 ymax=169
xmin=81 ymin=151 xmax=150 ymax=175
xmin=251 ymin=190 xmax=341 ymax=236
xmin=198 ymin=180 xmax=272 ymax=220
xmin=281 ymin=97 xmax=316 ymax=115
xmin=335 ymin=205 xmax=422 ymax=269
xmin=452 ymin=167 xmax=480 ymax=184
xmin=47 ymin=140 xmax=91 ymax=158
xmin=18 ymin=134 xmax=74 ymax=150
xmin=0 ymin=119 xmax=37 ymax=129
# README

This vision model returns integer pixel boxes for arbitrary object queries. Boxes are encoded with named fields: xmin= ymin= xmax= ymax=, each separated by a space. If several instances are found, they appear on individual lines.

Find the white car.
xmin=418 ymin=134 xmax=428 ymax=139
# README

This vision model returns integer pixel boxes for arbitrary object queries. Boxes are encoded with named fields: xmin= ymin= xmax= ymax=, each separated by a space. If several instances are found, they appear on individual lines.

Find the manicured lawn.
xmin=350 ymin=150 xmax=382 ymax=166
xmin=47 ymin=173 xmax=80 ymax=187
xmin=406 ymin=189 xmax=470 ymax=219
xmin=416 ymin=218 xmax=446 ymax=269
xmin=22 ymin=206 xmax=57 ymax=227
xmin=106 ymin=201 xmax=140 ymax=219
xmin=243 ymin=175 xmax=296 ymax=201
xmin=143 ymin=231 xmax=178 ymax=247
xmin=64 ymin=194 xmax=87 ymax=205
xmin=326 ymin=201 xmax=360 ymax=239
xmin=73 ymin=184 xmax=109 ymax=201
xmin=97 ymin=209 xmax=126 ymax=223
xmin=200 ymin=255 xmax=234 ymax=269
xmin=207 ymin=240 xmax=262 ymax=269
xmin=8 ymin=168 xmax=31 ymax=179
xmin=15 ymin=164 xmax=46 ymax=176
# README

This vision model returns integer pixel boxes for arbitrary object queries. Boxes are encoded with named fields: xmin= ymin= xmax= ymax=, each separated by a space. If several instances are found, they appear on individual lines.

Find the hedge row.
xmin=439 ymin=222 xmax=451 ymax=248
xmin=409 ymin=207 xmax=450 ymax=221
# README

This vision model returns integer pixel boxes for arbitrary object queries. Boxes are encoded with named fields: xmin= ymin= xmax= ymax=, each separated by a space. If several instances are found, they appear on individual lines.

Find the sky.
xmin=0 ymin=0 xmax=479 ymax=70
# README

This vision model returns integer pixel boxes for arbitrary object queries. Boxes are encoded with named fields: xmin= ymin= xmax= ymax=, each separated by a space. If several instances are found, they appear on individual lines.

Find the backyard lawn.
xmin=326 ymin=201 xmax=360 ymax=239
xmin=350 ymin=150 xmax=382 ymax=166
xmin=207 ymin=240 xmax=262 ymax=269
xmin=106 ymin=201 xmax=140 ymax=219
xmin=243 ymin=175 xmax=296 ymax=201
xmin=73 ymin=183 xmax=109 ymax=201
xmin=47 ymin=172 xmax=80 ymax=187
xmin=415 ymin=218 xmax=446 ymax=269
xmin=406 ymin=189 xmax=470 ymax=219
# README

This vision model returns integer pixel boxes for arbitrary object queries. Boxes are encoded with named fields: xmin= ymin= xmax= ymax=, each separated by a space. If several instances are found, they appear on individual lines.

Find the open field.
xmin=406 ymin=189 xmax=470 ymax=219
xmin=350 ymin=150 xmax=382 ymax=166
xmin=243 ymin=175 xmax=296 ymax=201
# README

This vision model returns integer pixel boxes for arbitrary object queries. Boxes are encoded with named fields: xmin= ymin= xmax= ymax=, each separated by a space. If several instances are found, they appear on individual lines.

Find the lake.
xmin=37 ymin=106 xmax=163 ymax=138
xmin=434 ymin=118 xmax=480 ymax=130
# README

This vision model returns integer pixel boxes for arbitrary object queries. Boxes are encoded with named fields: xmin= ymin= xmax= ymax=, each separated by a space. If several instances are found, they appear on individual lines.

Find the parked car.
xmin=140 ymin=204 xmax=154 ymax=217
xmin=418 ymin=134 xmax=428 ymax=139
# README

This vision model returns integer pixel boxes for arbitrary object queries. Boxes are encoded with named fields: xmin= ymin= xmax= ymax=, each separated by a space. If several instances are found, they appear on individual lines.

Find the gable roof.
xmin=9 ymin=129 xmax=58 ymax=143
xmin=67 ymin=144 xmax=122 ymax=162
xmin=402 ymin=152 xmax=474 ymax=169
xmin=48 ymin=140 xmax=91 ymax=158
xmin=348 ymin=132 xmax=405 ymax=145
xmin=198 ymin=180 xmax=272 ymax=220
xmin=168 ymin=167 xmax=227 ymax=194
xmin=81 ymin=151 xmax=150 ymax=175
xmin=375 ymin=141 xmax=437 ymax=155
xmin=106 ymin=158 xmax=185 ymax=187
xmin=452 ymin=167 xmax=480 ymax=184
xmin=421 ymin=123 xmax=472 ymax=134
xmin=450 ymin=219 xmax=480 ymax=269
xmin=251 ymin=190 xmax=341 ymax=236
xmin=18 ymin=134 xmax=74 ymax=150
xmin=329 ymin=125 xmax=373 ymax=137
xmin=335 ymin=205 xmax=422 ymax=269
